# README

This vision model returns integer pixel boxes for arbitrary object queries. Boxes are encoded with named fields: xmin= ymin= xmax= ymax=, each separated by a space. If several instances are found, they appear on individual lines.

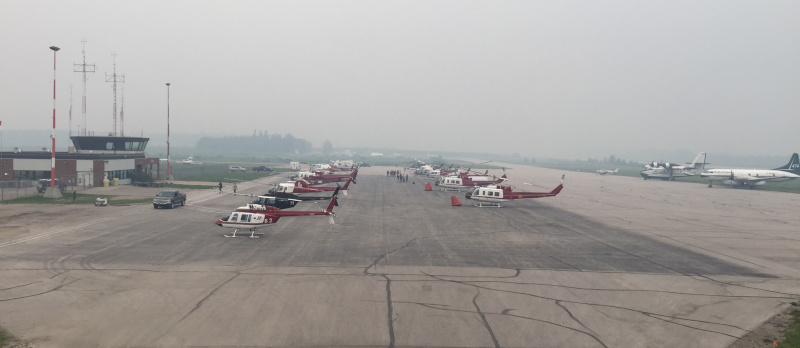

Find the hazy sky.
xmin=2 ymin=1 xmax=798 ymax=159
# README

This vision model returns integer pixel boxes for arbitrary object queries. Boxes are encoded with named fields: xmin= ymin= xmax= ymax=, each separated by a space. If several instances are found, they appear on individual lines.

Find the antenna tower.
xmin=73 ymin=39 xmax=95 ymax=136
xmin=120 ymin=86 xmax=125 ymax=136
xmin=105 ymin=53 xmax=125 ymax=136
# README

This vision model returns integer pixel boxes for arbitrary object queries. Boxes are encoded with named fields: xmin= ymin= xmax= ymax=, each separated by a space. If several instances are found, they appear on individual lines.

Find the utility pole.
xmin=1 ymin=120 xmax=4 ymax=203
xmin=73 ymin=39 xmax=95 ymax=136
xmin=45 ymin=46 xmax=63 ymax=199
xmin=105 ymin=53 xmax=124 ymax=136
xmin=68 ymin=86 xmax=73 ymax=137
xmin=166 ymin=83 xmax=172 ymax=180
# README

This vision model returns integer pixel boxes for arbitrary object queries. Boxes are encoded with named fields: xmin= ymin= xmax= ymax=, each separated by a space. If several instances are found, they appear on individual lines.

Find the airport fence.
xmin=0 ymin=179 xmax=37 ymax=202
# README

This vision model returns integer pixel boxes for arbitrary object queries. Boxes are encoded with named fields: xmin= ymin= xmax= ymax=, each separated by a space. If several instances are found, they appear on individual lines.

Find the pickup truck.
xmin=229 ymin=166 xmax=246 ymax=173
xmin=153 ymin=190 xmax=186 ymax=209
xmin=252 ymin=165 xmax=273 ymax=172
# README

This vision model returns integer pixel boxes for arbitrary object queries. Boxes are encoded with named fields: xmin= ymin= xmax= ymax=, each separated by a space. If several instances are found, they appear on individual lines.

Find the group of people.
xmin=218 ymin=182 xmax=237 ymax=193
xmin=387 ymin=170 xmax=409 ymax=182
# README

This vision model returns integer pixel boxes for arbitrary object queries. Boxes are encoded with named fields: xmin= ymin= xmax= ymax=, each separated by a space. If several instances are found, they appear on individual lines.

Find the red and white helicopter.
xmin=215 ymin=188 xmax=340 ymax=238
xmin=269 ymin=178 xmax=352 ymax=195
xmin=464 ymin=176 xmax=564 ymax=207
xmin=436 ymin=172 xmax=508 ymax=191
xmin=231 ymin=193 xmax=302 ymax=210
xmin=290 ymin=169 xmax=357 ymax=185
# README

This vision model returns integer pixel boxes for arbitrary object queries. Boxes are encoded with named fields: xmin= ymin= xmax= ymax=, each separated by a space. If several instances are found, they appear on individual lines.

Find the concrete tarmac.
xmin=0 ymin=165 xmax=798 ymax=347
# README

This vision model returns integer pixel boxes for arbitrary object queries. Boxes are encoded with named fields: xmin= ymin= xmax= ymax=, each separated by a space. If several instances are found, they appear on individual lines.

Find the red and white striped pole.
xmin=50 ymin=46 xmax=60 ymax=188
xmin=166 ymin=82 xmax=171 ymax=180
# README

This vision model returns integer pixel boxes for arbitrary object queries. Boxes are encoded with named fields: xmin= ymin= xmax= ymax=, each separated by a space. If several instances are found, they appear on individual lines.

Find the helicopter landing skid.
xmin=224 ymin=228 xmax=265 ymax=238
xmin=474 ymin=202 xmax=503 ymax=208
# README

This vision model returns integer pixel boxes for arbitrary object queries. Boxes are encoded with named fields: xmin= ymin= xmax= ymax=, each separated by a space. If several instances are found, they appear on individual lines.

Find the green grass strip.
xmin=782 ymin=306 xmax=800 ymax=348
xmin=3 ymin=193 xmax=153 ymax=205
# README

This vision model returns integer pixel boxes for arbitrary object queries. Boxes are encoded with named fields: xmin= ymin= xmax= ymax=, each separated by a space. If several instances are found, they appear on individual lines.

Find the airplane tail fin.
xmin=774 ymin=153 xmax=800 ymax=173
xmin=689 ymin=152 xmax=708 ymax=171
xmin=613 ymin=168 xmax=619 ymax=173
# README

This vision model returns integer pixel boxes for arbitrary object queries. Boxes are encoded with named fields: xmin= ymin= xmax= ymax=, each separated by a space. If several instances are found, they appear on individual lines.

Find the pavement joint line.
xmin=0 ymin=209 xmax=143 ymax=249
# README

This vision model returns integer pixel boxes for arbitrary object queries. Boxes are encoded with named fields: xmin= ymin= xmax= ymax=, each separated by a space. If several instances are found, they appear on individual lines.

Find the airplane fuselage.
xmin=640 ymin=167 xmax=696 ymax=180
xmin=701 ymin=169 xmax=799 ymax=185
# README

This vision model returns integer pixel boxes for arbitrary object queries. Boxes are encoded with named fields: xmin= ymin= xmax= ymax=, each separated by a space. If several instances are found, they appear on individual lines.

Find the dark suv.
xmin=252 ymin=166 xmax=273 ymax=172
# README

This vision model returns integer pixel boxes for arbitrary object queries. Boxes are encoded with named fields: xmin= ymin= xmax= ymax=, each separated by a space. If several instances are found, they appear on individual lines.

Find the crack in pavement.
xmin=149 ymin=272 xmax=240 ymax=345
xmin=422 ymin=271 xmax=751 ymax=340
xmin=363 ymin=237 xmax=419 ymax=274
xmin=454 ymin=278 xmax=795 ymax=299
xmin=472 ymin=289 xmax=500 ymax=348
xmin=178 ymin=272 xmax=240 ymax=324
xmin=644 ymin=312 xmax=739 ymax=338
xmin=503 ymin=311 xmax=609 ymax=348
xmin=382 ymin=275 xmax=396 ymax=348
xmin=691 ymin=274 xmax=800 ymax=297
xmin=0 ymin=278 xmax=79 ymax=302
xmin=411 ymin=301 xmax=607 ymax=348
xmin=0 ymin=281 xmax=43 ymax=291
xmin=556 ymin=300 xmax=599 ymax=336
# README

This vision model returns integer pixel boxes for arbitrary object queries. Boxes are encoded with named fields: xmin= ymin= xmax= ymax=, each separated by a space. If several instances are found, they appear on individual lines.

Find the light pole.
xmin=45 ymin=46 xmax=62 ymax=199
xmin=1 ymin=120 xmax=4 ymax=203
xmin=166 ymin=82 xmax=172 ymax=181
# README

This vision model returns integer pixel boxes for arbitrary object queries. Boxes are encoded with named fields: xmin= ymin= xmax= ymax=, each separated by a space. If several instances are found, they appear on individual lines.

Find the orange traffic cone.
xmin=425 ymin=182 xmax=432 ymax=191
xmin=451 ymin=195 xmax=462 ymax=206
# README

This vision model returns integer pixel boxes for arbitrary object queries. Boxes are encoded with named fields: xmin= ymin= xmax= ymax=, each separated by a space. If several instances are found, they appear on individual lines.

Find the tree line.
xmin=195 ymin=131 xmax=313 ymax=156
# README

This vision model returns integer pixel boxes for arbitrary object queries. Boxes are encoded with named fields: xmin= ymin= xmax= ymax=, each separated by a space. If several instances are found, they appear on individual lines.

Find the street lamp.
xmin=45 ymin=46 xmax=62 ymax=198
xmin=166 ymin=82 xmax=171 ymax=180
xmin=1 ymin=120 xmax=3 ymax=203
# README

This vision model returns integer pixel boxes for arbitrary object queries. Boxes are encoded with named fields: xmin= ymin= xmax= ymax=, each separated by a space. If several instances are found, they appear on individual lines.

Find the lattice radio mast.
xmin=106 ymin=53 xmax=125 ymax=136
xmin=73 ymin=39 xmax=95 ymax=136
xmin=120 ymin=86 xmax=125 ymax=136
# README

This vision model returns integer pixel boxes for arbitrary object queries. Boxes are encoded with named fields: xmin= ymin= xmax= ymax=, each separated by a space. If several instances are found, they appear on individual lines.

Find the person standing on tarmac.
xmin=218 ymin=181 xmax=223 ymax=193
xmin=233 ymin=183 xmax=238 ymax=193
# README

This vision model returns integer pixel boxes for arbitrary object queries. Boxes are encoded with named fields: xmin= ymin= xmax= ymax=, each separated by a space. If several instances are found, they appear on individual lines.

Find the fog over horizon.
xmin=2 ymin=1 xmax=798 ymax=160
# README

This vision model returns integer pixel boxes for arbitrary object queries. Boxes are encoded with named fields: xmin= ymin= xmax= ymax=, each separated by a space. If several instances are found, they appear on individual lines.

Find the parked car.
xmin=229 ymin=166 xmax=246 ymax=172
xmin=36 ymin=179 xmax=66 ymax=193
xmin=252 ymin=166 xmax=273 ymax=172
xmin=153 ymin=190 xmax=186 ymax=209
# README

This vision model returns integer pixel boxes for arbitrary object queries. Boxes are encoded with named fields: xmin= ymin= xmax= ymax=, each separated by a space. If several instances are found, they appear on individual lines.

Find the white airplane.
xmin=596 ymin=168 xmax=618 ymax=175
xmin=700 ymin=153 xmax=800 ymax=188
xmin=640 ymin=152 xmax=707 ymax=181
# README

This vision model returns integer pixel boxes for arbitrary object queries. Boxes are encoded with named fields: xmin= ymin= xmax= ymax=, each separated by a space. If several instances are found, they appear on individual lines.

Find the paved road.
xmin=0 ymin=165 xmax=798 ymax=347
